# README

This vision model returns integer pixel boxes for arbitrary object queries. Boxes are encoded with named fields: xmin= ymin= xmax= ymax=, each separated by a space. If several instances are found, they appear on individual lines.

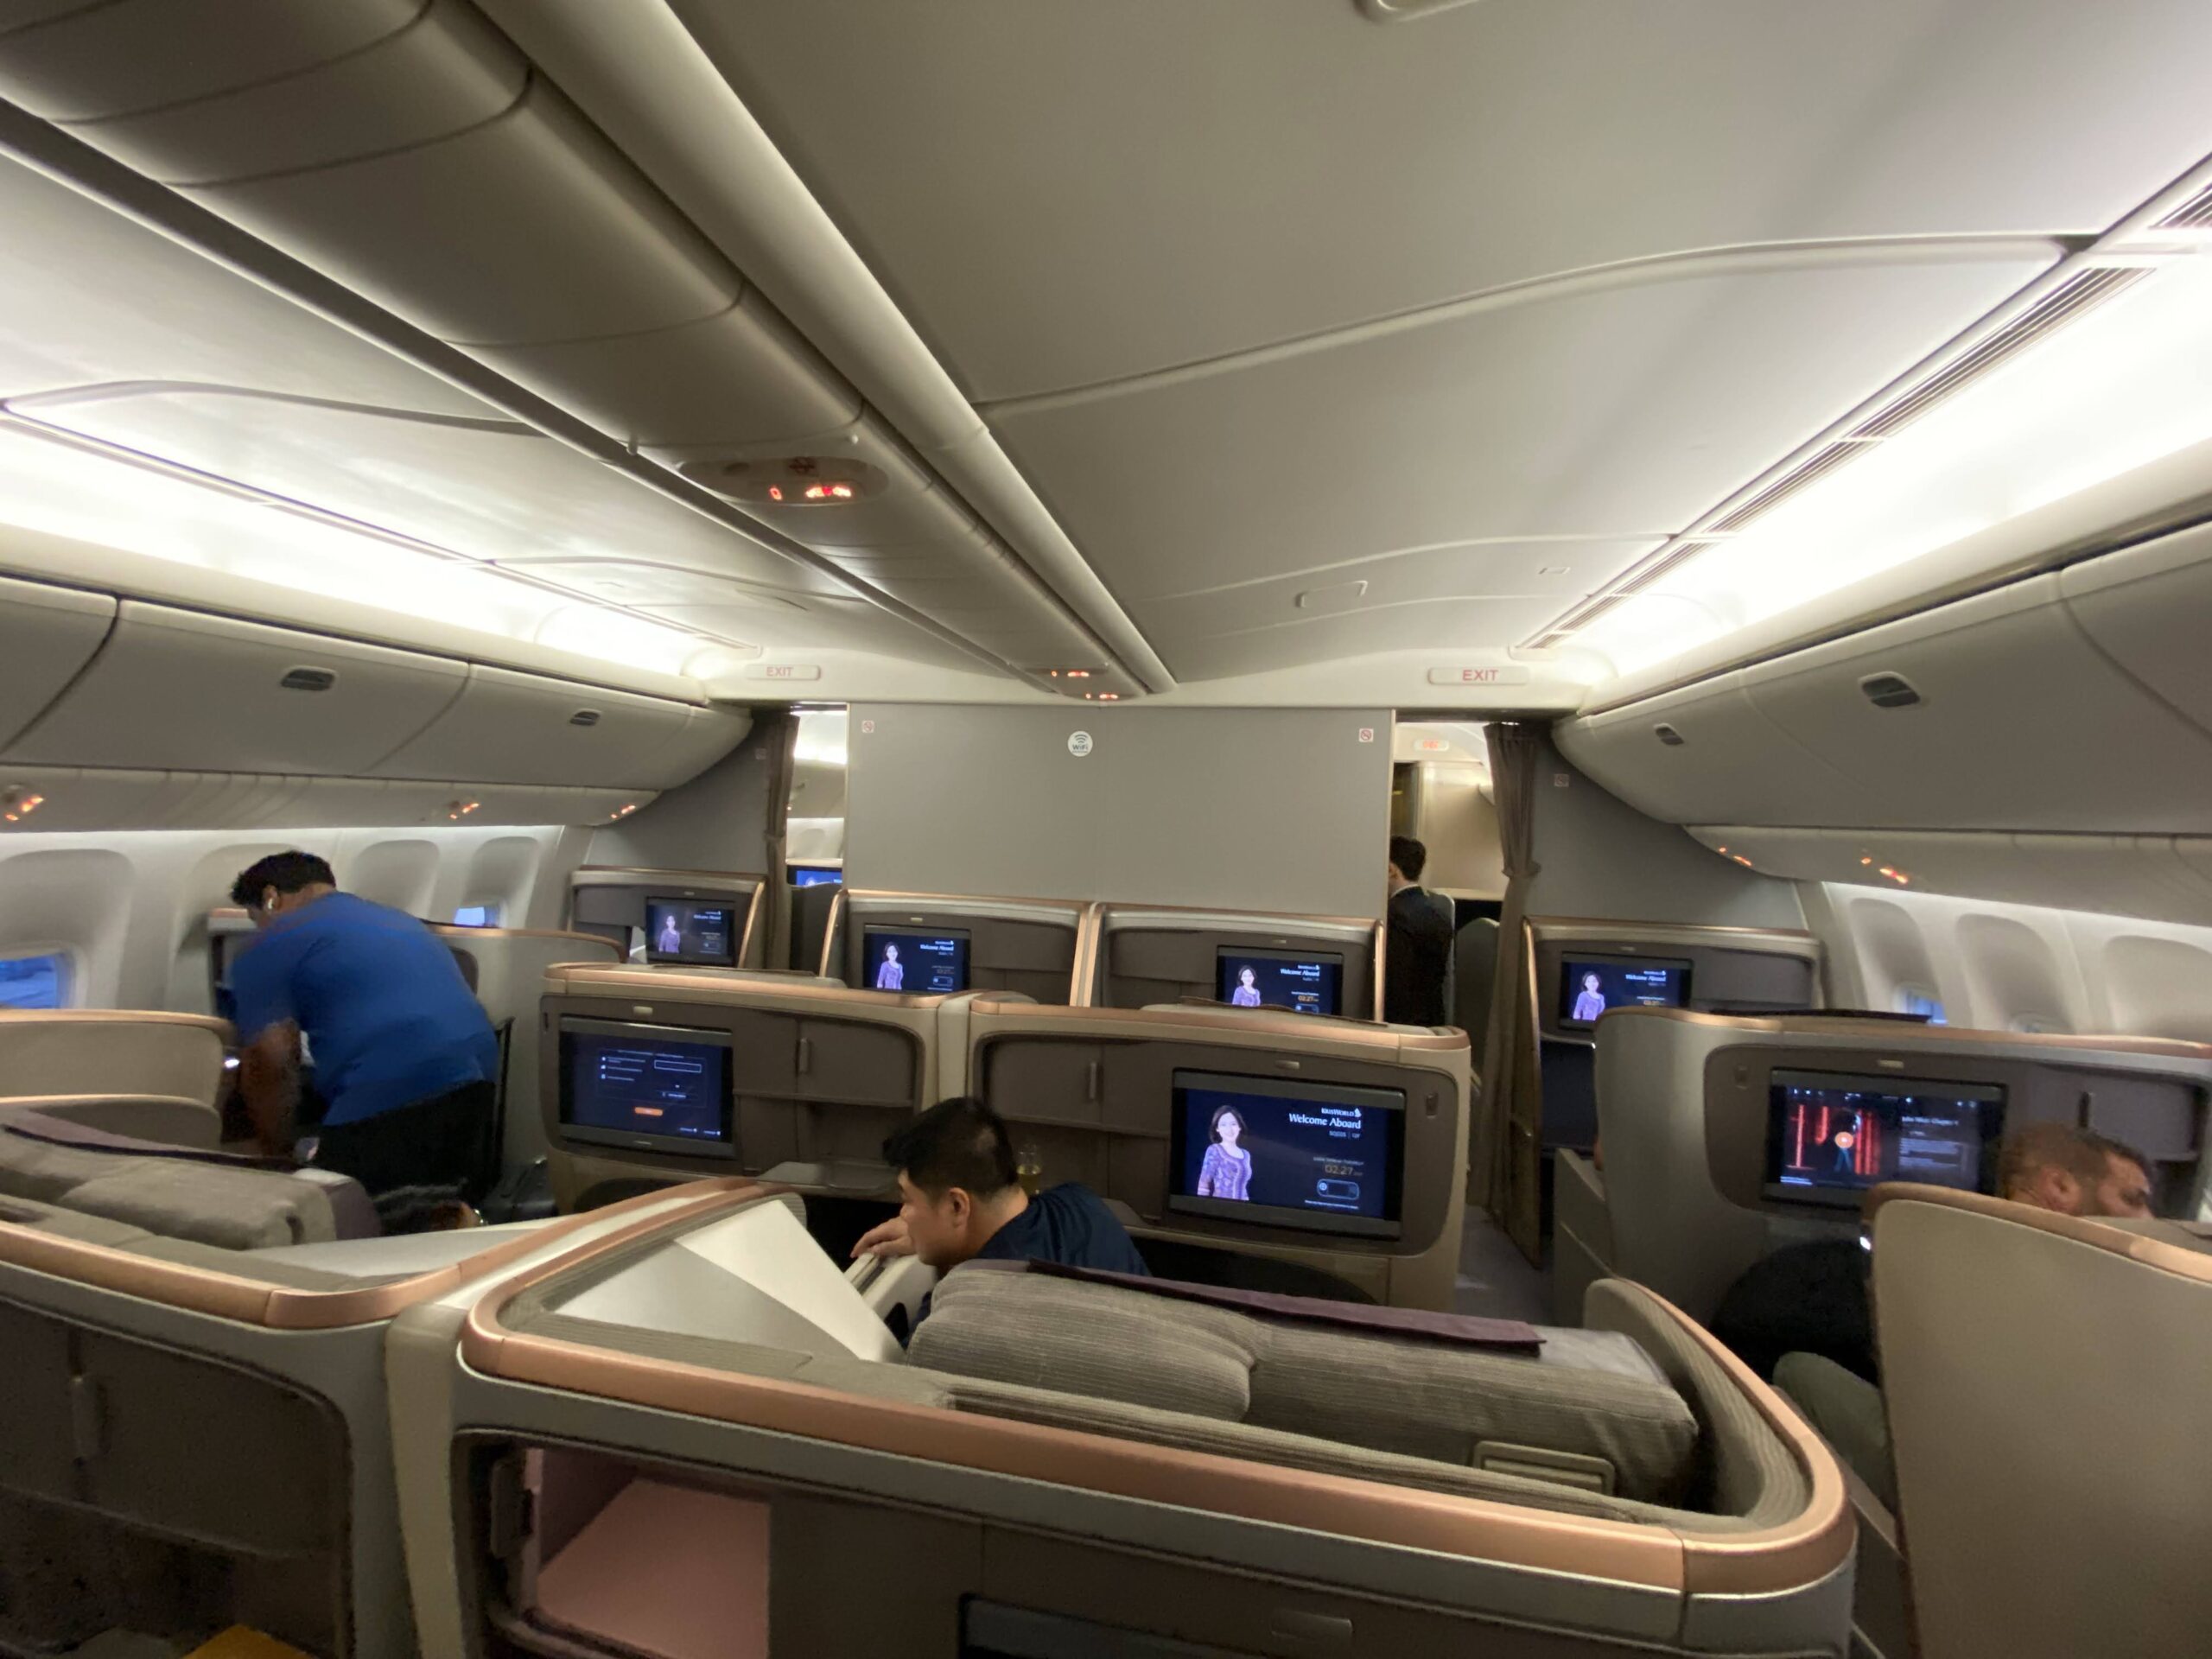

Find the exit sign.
xmin=1427 ymin=666 xmax=1531 ymax=686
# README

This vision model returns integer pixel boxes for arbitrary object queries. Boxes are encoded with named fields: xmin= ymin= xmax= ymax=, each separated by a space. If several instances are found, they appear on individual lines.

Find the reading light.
xmin=1065 ymin=669 xmax=1091 ymax=678
xmin=1098 ymin=692 xmax=1121 ymax=701
xmin=1572 ymin=256 xmax=2212 ymax=678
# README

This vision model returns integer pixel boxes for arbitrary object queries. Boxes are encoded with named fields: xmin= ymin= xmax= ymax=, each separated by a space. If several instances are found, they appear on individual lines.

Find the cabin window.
xmin=452 ymin=904 xmax=500 ymax=928
xmin=1894 ymin=984 xmax=1948 ymax=1025
xmin=0 ymin=950 xmax=72 ymax=1010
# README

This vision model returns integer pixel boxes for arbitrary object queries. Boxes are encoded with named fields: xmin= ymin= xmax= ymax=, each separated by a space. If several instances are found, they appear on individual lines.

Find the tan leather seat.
xmin=1870 ymin=1185 xmax=2212 ymax=1659
xmin=0 ymin=1010 xmax=232 ymax=1110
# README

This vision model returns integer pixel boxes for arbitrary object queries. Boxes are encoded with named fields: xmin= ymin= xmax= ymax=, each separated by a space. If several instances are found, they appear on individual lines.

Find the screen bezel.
xmin=1214 ymin=947 xmax=1347 ymax=1017
xmin=642 ymin=894 xmax=740 ymax=968
xmin=1761 ymin=1067 xmax=2007 ymax=1207
xmin=1557 ymin=953 xmax=1694 ymax=1028
xmin=556 ymin=1016 xmax=738 ymax=1160
xmin=858 ymin=925 xmax=972 ymax=995
xmin=1166 ymin=1068 xmax=1406 ymax=1240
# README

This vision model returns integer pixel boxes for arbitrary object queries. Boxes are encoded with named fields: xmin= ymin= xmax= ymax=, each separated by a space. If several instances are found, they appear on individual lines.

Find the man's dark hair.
xmin=1998 ymin=1122 xmax=2151 ymax=1199
xmin=230 ymin=850 xmax=337 ymax=908
xmin=882 ymin=1096 xmax=1018 ymax=1199
xmin=1389 ymin=835 xmax=1427 ymax=881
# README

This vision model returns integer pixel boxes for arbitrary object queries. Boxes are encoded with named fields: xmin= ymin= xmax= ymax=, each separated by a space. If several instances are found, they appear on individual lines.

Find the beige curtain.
xmin=1477 ymin=721 xmax=1544 ymax=1231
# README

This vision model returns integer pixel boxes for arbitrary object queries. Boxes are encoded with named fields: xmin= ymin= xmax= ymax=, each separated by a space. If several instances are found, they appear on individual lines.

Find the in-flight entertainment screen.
xmin=1559 ymin=955 xmax=1693 ymax=1027
xmin=861 ymin=927 xmax=970 ymax=995
xmin=1168 ymin=1071 xmax=1405 ymax=1239
xmin=790 ymin=867 xmax=843 ymax=888
xmin=644 ymin=896 xmax=738 ymax=967
xmin=1216 ymin=949 xmax=1344 ymax=1016
xmin=1763 ymin=1069 xmax=2006 ymax=1206
xmin=558 ymin=1019 xmax=735 ymax=1160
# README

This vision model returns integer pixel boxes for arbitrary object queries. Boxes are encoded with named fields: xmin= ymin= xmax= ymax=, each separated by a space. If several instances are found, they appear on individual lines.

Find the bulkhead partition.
xmin=965 ymin=1000 xmax=1468 ymax=1310
xmin=568 ymin=867 xmax=768 ymax=970
xmin=1090 ymin=904 xmax=1384 ymax=1020
xmin=0 ymin=1009 xmax=233 ymax=1110
xmin=433 ymin=925 xmax=624 ymax=1169
xmin=827 ymin=890 xmax=1089 ymax=1005
xmin=537 ymin=963 xmax=961 ymax=1209
xmin=1596 ymin=1008 xmax=2212 ymax=1324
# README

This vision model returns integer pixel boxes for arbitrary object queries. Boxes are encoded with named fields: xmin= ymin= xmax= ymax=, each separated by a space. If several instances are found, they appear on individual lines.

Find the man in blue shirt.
xmin=230 ymin=850 xmax=499 ymax=1203
xmin=852 ymin=1096 xmax=1148 ymax=1295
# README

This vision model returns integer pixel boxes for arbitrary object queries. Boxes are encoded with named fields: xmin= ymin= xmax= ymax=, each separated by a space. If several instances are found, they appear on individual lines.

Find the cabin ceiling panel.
xmin=988 ymin=256 xmax=2050 ymax=640
xmin=681 ymin=0 xmax=2212 ymax=400
xmin=1148 ymin=594 xmax=1573 ymax=682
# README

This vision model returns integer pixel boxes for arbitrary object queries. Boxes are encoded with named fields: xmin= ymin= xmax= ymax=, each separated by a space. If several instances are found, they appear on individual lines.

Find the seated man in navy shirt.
xmin=230 ymin=850 xmax=500 ymax=1205
xmin=852 ymin=1096 xmax=1147 ymax=1300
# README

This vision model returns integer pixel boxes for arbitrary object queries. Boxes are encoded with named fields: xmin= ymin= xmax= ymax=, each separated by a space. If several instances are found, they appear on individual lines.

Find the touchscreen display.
xmin=1560 ymin=955 xmax=1692 ymax=1027
xmin=861 ymin=927 xmax=970 ymax=995
xmin=791 ymin=867 xmax=843 ymax=888
xmin=1169 ymin=1071 xmax=1405 ymax=1240
xmin=1217 ymin=949 xmax=1344 ymax=1016
xmin=558 ymin=1020 xmax=735 ymax=1159
xmin=644 ymin=896 xmax=738 ymax=967
xmin=1764 ymin=1069 xmax=2006 ymax=1206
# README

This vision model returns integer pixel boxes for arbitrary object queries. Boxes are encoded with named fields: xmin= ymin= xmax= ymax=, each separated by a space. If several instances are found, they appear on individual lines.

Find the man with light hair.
xmin=1715 ymin=1123 xmax=2155 ymax=1508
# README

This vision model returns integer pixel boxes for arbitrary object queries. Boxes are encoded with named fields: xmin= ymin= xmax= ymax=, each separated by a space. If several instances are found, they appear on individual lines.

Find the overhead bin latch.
xmin=278 ymin=666 xmax=337 ymax=692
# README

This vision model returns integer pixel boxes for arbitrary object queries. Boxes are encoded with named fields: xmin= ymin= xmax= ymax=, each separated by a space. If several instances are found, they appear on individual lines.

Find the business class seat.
xmin=388 ymin=1185 xmax=1855 ymax=1656
xmin=0 ymin=1169 xmax=751 ymax=1659
xmin=1870 ymin=1185 xmax=2212 ymax=1659
xmin=0 ymin=1009 xmax=233 ymax=1110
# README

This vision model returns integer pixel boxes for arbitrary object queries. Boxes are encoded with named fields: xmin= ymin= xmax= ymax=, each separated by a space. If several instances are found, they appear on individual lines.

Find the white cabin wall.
xmin=1805 ymin=880 xmax=2212 ymax=1045
xmin=846 ymin=705 xmax=1394 ymax=917
xmin=1412 ymin=766 xmax=1505 ymax=899
xmin=0 ymin=823 xmax=584 ymax=1016
xmin=1529 ymin=737 xmax=1806 ymax=931
xmin=585 ymin=715 xmax=782 ymax=877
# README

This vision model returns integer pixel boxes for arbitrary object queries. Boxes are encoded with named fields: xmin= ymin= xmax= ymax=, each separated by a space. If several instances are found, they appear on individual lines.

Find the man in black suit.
xmin=1384 ymin=836 xmax=1455 ymax=1027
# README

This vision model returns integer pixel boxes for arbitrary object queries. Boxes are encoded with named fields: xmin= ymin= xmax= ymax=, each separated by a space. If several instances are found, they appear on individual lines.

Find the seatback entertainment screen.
xmin=1217 ymin=949 xmax=1344 ymax=1016
xmin=1560 ymin=955 xmax=1692 ymax=1027
xmin=861 ymin=927 xmax=969 ymax=995
xmin=558 ymin=1019 xmax=736 ymax=1160
xmin=1169 ymin=1071 xmax=1405 ymax=1240
xmin=790 ymin=867 xmax=843 ymax=888
xmin=644 ymin=896 xmax=737 ymax=967
xmin=1764 ymin=1069 xmax=2006 ymax=1206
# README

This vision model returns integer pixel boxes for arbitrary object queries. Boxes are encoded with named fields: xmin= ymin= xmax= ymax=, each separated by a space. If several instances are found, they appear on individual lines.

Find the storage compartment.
xmin=372 ymin=664 xmax=698 ymax=789
xmin=190 ymin=76 xmax=734 ymax=347
xmin=61 ymin=0 xmax=521 ymax=186
xmin=1744 ymin=575 xmax=2212 ymax=832
xmin=2061 ymin=519 xmax=2212 ymax=739
xmin=0 ymin=575 xmax=113 ymax=753
xmin=4 ymin=601 xmax=466 ymax=775
xmin=1557 ymin=670 xmax=1866 ymax=827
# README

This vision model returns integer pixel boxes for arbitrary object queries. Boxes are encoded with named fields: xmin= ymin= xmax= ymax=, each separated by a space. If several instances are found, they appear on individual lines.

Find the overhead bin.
xmin=2060 ymin=519 xmax=2212 ymax=738
xmin=3 ymin=601 xmax=465 ymax=777
xmin=1554 ymin=671 xmax=1864 ymax=828
xmin=60 ymin=0 xmax=524 ymax=188
xmin=370 ymin=664 xmax=731 ymax=790
xmin=0 ymin=574 xmax=112 ymax=753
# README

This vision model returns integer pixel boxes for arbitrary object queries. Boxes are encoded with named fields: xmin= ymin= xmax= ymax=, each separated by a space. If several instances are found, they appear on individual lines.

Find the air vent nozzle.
xmin=568 ymin=709 xmax=601 ymax=728
xmin=1859 ymin=673 xmax=1923 ymax=709
xmin=1653 ymin=723 xmax=1686 ymax=747
xmin=278 ymin=667 xmax=336 ymax=692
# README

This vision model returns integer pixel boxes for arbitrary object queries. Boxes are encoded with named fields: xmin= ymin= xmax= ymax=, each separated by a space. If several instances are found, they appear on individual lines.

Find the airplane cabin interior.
xmin=0 ymin=3 xmax=2207 ymax=1657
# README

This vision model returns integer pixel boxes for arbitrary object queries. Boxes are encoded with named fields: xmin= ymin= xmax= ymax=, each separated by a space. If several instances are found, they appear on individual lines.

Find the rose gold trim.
xmin=1529 ymin=916 xmax=1821 ymax=950
xmin=819 ymin=887 xmax=845 ymax=978
xmin=461 ymin=1200 xmax=1687 ymax=1590
xmin=429 ymin=925 xmax=626 ymax=950
xmin=1096 ymin=899 xmax=1379 ymax=932
xmin=966 ymin=998 xmax=1470 ymax=1055
xmin=737 ymin=883 xmax=766 ymax=969
xmin=574 ymin=866 xmax=767 ymax=883
xmin=1604 ymin=1005 xmax=2212 ymax=1064
xmin=0 ymin=1177 xmax=759 ymax=1331
xmin=544 ymin=963 xmax=958 ymax=1013
xmin=1 ymin=1092 xmax=210 ymax=1116
xmin=0 ymin=1009 xmax=234 ymax=1039
xmin=1633 ymin=1288 xmax=1856 ymax=1594
xmin=1072 ymin=901 xmax=1103 ymax=1007
xmin=1864 ymin=1182 xmax=2212 ymax=1284
xmin=840 ymin=887 xmax=1093 ymax=916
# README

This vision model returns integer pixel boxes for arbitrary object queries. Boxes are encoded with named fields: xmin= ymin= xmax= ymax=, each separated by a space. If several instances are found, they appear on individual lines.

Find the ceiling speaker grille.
xmin=1859 ymin=672 xmax=1923 ymax=709
xmin=2155 ymin=182 xmax=2212 ymax=229
xmin=1848 ymin=268 xmax=2146 ymax=440
xmin=1653 ymin=723 xmax=1686 ymax=747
